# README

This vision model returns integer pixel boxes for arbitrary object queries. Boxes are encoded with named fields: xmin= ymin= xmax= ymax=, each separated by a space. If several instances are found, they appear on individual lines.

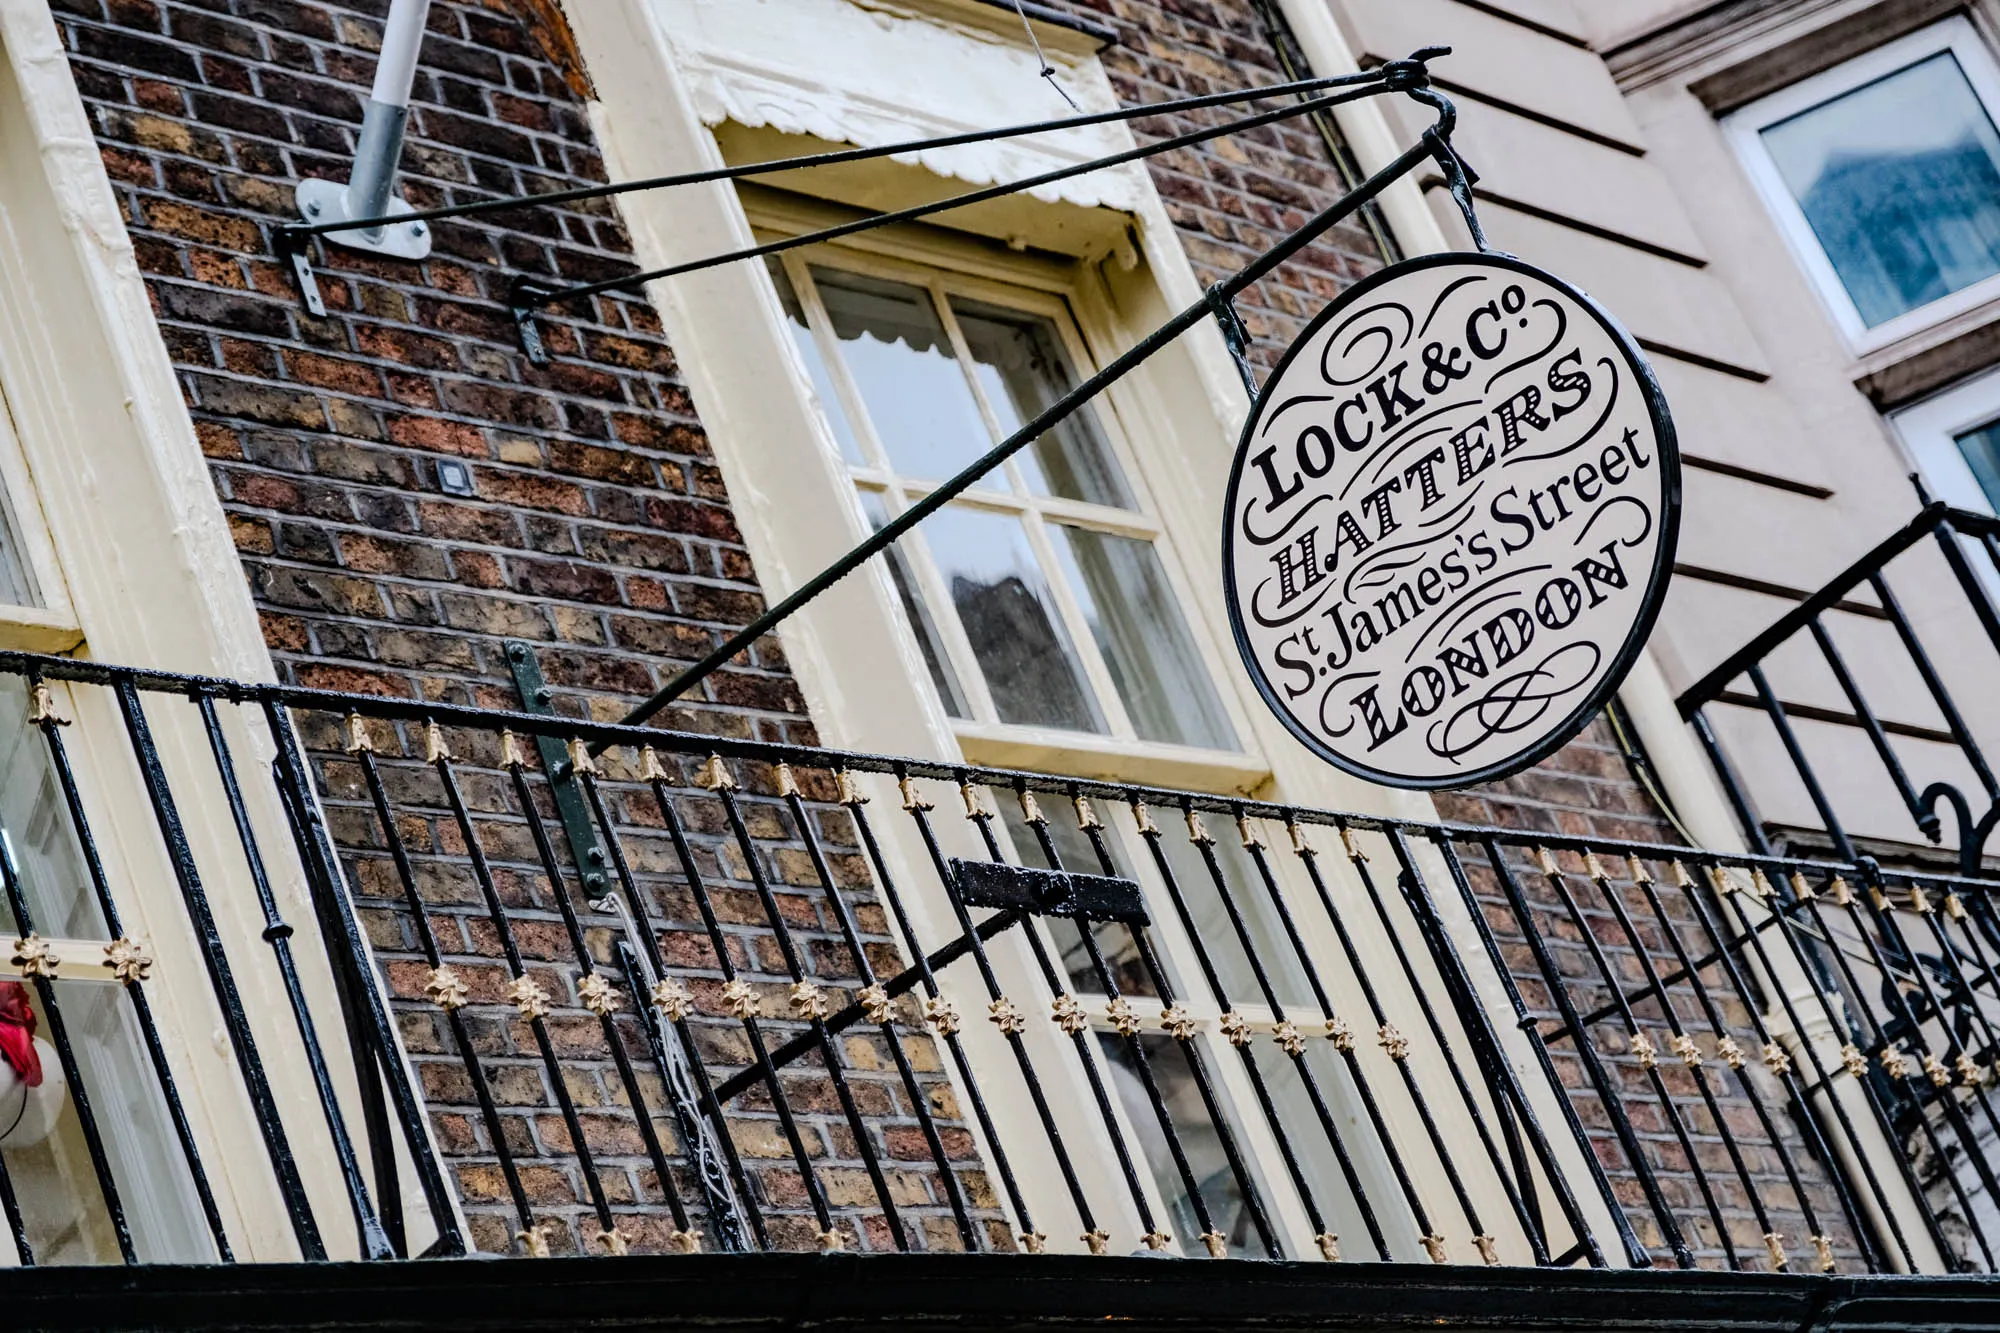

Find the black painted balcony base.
xmin=4 ymin=1255 xmax=1999 ymax=1332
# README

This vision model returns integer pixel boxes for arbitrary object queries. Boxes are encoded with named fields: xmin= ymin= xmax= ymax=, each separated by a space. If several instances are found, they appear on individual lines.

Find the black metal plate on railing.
xmin=951 ymin=859 xmax=1149 ymax=925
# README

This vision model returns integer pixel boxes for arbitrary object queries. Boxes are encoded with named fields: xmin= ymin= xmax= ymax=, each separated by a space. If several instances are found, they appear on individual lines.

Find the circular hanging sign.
xmin=1223 ymin=251 xmax=1680 ymax=790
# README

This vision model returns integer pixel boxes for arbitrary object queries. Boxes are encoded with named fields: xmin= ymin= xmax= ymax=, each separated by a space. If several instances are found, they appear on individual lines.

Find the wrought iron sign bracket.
xmin=508 ymin=278 xmax=552 ymax=367
xmin=501 ymin=640 xmax=611 ymax=902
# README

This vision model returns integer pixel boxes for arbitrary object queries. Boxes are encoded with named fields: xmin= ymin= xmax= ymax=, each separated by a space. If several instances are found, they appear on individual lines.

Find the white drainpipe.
xmin=295 ymin=0 xmax=434 ymax=258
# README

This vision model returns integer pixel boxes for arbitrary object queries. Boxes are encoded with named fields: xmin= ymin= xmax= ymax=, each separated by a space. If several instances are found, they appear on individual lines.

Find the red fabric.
xmin=0 ymin=982 xmax=40 ymax=1087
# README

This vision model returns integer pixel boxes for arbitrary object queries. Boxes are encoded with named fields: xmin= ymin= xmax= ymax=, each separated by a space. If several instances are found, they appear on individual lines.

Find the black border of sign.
xmin=1221 ymin=250 xmax=1682 ymax=792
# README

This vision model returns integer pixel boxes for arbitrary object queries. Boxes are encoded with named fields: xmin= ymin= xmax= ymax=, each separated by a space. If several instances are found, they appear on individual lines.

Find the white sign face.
xmin=1224 ymin=253 xmax=1679 ymax=789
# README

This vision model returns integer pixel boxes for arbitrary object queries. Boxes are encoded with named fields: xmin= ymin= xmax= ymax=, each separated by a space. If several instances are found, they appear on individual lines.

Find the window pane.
xmin=857 ymin=490 xmax=969 ymax=719
xmin=951 ymin=298 xmax=1134 ymax=508
xmin=996 ymin=797 xmax=1155 ymax=998
xmin=1051 ymin=526 xmax=1237 ymax=751
xmin=1763 ymin=52 xmax=2000 ymax=326
xmin=766 ymin=259 xmax=864 ymax=465
xmin=922 ymin=506 xmax=1102 ymax=731
xmin=1099 ymin=1033 xmax=1263 ymax=1256
xmin=812 ymin=269 xmax=1001 ymax=483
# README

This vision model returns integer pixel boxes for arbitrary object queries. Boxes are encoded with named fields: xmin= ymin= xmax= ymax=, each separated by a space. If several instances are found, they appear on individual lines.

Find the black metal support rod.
xmin=1707 ymin=872 xmax=1898 ymax=1272
xmin=524 ymin=82 xmax=1389 ymax=314
xmin=1337 ymin=829 xmax=1502 ymax=1260
xmin=643 ymin=770 xmax=840 ymax=1242
xmin=845 ymin=787 xmax=1034 ymax=1247
xmin=957 ymin=787 xmax=1167 ymax=1248
xmin=1870 ymin=571 xmax=1999 ymax=801
xmin=30 ymin=692 xmax=233 ymax=1262
xmin=0 ymin=832 xmax=133 ymax=1262
xmin=1385 ymin=829 xmax=1562 ymax=1265
xmin=712 ymin=777 xmax=912 ymax=1252
xmin=1667 ymin=866 xmax=1874 ymax=1272
xmin=506 ymin=760 xmax=697 ymax=1244
xmin=1480 ymin=841 xmax=1663 ymax=1268
xmin=1848 ymin=861 xmax=2000 ymax=1247
xmin=577 ymin=768 xmax=756 ymax=1251
xmin=602 ymin=128 xmax=1439 ymax=736
xmin=195 ymin=697 xmax=381 ymax=1258
xmin=779 ymin=771 xmax=978 ymax=1250
xmin=1574 ymin=855 xmax=1780 ymax=1267
xmin=1022 ymin=793 xmax=1272 ymax=1259
xmin=1689 ymin=708 xmax=1773 ymax=858
xmin=281 ymin=68 xmax=1394 ymax=240
xmin=114 ymin=683 xmax=323 ymax=1259
xmin=260 ymin=704 xmax=464 ymax=1256
xmin=1931 ymin=517 xmax=2000 ymax=667
xmin=899 ymin=783 xmax=1102 ymax=1242
xmin=1749 ymin=667 xmax=1857 ymax=865
xmin=1429 ymin=836 xmax=1603 ymax=1268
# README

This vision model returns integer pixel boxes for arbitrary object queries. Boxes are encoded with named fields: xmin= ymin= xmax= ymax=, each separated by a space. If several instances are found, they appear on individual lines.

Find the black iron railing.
xmin=1677 ymin=502 xmax=2000 ymax=873
xmin=0 ymin=649 xmax=1991 ymax=1271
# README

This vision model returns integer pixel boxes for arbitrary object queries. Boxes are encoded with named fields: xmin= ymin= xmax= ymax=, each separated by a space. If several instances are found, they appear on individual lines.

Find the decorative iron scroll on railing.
xmin=0 ymin=651 xmax=1993 ymax=1271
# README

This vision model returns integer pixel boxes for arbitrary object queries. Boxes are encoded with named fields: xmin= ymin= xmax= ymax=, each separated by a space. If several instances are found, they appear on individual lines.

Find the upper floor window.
xmin=1726 ymin=18 xmax=2000 ymax=348
xmin=767 ymin=248 xmax=1241 ymax=756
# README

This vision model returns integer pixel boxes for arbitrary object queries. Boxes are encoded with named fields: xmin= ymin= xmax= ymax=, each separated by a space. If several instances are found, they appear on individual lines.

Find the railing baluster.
xmin=27 ymin=685 xmax=234 ymax=1261
xmin=1807 ymin=618 xmax=1930 ymax=839
xmin=1429 ymin=836 xmax=1605 ymax=1267
xmin=510 ymin=743 xmax=699 ymax=1254
xmin=262 ymin=702 xmax=462 ymax=1257
xmin=953 ymin=781 xmax=1165 ymax=1253
xmin=1869 ymin=571 xmax=1999 ymax=802
xmin=777 ymin=764 xmax=977 ymax=1249
xmin=115 ymin=683 xmax=321 ymax=1259
xmin=1025 ymin=790 xmax=1274 ymax=1260
xmin=897 ymin=774 xmax=1103 ymax=1250
xmin=645 ymin=758 xmax=842 ymax=1251
xmin=370 ymin=727 xmax=552 ymax=1246
xmin=0 ymin=832 xmax=132 ymax=1262
xmin=843 ymin=775 xmax=1032 ymax=1252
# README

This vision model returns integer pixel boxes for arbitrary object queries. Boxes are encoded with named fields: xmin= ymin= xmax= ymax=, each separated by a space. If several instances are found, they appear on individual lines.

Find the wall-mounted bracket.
xmin=502 ymin=641 xmax=609 ymax=901
xmin=276 ymin=227 xmax=326 ymax=318
xmin=508 ymin=279 xmax=550 ymax=365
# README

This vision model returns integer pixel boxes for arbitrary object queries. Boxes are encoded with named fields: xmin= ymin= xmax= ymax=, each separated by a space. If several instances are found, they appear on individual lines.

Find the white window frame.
xmin=1723 ymin=16 xmax=2000 ymax=354
xmin=1889 ymin=362 xmax=2000 ymax=511
xmin=760 ymin=222 xmax=1263 ymax=781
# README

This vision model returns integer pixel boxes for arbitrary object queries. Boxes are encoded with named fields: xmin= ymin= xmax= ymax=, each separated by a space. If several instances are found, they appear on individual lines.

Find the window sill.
xmin=1853 ymin=294 xmax=2000 ymax=411
xmin=952 ymin=722 xmax=1272 ymax=795
xmin=0 ymin=607 xmax=82 ymax=654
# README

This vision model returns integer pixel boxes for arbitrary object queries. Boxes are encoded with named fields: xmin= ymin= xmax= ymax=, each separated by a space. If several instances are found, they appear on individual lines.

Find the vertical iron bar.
xmin=578 ymin=759 xmax=756 ymax=1252
xmin=115 ymin=683 xmax=321 ymax=1258
xmin=1691 ymin=708 xmax=1772 ymax=858
xmin=1748 ymin=667 xmax=1855 ymax=863
xmin=1869 ymin=572 xmax=1998 ymax=801
xmin=1530 ymin=845 xmax=1736 ymax=1267
xmin=508 ymin=749 xmax=697 ymax=1250
xmin=710 ymin=767 xmax=912 ymax=1251
xmin=643 ymin=763 xmax=840 ymax=1247
xmin=782 ymin=765 xmax=977 ymax=1250
xmin=954 ymin=781 xmax=1165 ymax=1251
xmin=897 ymin=775 xmax=1103 ymax=1248
xmin=195 ymin=695 xmax=383 ymax=1258
xmin=28 ymin=687 xmax=233 ymax=1261
xmin=1430 ymin=835 xmax=1606 ymax=1267
xmin=1807 ymin=619 xmax=1930 ymax=837
xmin=844 ymin=779 xmax=1034 ymax=1251
xmin=260 ymin=702 xmax=463 ymax=1255
xmin=1023 ymin=790 xmax=1274 ymax=1259
xmin=0 ymin=834 xmax=133 ymax=1262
